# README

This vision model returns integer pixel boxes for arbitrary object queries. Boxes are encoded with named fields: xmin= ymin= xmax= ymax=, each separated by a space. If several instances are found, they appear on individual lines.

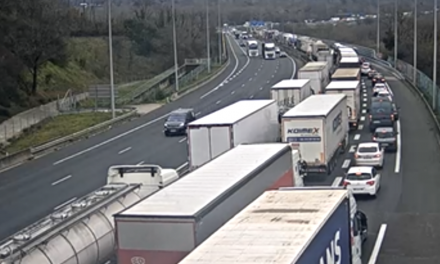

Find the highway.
xmin=0 ymin=34 xmax=301 ymax=240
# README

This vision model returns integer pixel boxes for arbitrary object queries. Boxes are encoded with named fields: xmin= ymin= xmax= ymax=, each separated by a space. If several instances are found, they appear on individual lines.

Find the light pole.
xmin=394 ymin=0 xmax=398 ymax=68
xmin=376 ymin=0 xmax=380 ymax=53
xmin=171 ymin=0 xmax=180 ymax=91
xmin=217 ymin=0 xmax=222 ymax=63
xmin=433 ymin=0 xmax=438 ymax=110
xmin=413 ymin=0 xmax=418 ymax=86
xmin=108 ymin=0 xmax=115 ymax=118
xmin=206 ymin=0 xmax=211 ymax=73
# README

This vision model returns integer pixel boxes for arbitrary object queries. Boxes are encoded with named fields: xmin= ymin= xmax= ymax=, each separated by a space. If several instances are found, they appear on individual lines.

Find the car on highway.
xmin=163 ymin=108 xmax=196 ymax=136
xmin=374 ymin=90 xmax=393 ymax=101
xmin=275 ymin=46 xmax=281 ymax=55
xmin=239 ymin=41 xmax=246 ymax=47
xmin=372 ymin=73 xmax=386 ymax=86
xmin=368 ymin=100 xmax=395 ymax=132
xmin=372 ymin=83 xmax=389 ymax=93
xmin=343 ymin=166 xmax=381 ymax=197
xmin=368 ymin=69 xmax=377 ymax=79
xmin=279 ymin=51 xmax=287 ymax=58
xmin=371 ymin=97 xmax=399 ymax=120
xmin=355 ymin=142 xmax=384 ymax=168
xmin=360 ymin=62 xmax=371 ymax=75
xmin=373 ymin=127 xmax=398 ymax=152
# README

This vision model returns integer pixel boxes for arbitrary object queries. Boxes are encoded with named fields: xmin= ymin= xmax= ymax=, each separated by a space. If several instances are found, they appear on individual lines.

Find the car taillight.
xmin=354 ymin=154 xmax=359 ymax=158
xmin=391 ymin=114 xmax=394 ymax=120
xmin=374 ymin=154 xmax=381 ymax=158
xmin=343 ymin=181 xmax=350 ymax=186
xmin=373 ymin=78 xmax=376 ymax=82
xmin=381 ymin=78 xmax=385 ymax=82
xmin=372 ymin=137 xmax=376 ymax=141
xmin=366 ymin=180 xmax=375 ymax=186
xmin=369 ymin=115 xmax=372 ymax=120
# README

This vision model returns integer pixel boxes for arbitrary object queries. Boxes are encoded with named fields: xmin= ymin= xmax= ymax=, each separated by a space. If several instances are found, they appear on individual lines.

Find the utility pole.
xmin=376 ymin=0 xmax=380 ymax=53
xmin=108 ymin=0 xmax=115 ymax=118
xmin=206 ymin=0 xmax=211 ymax=73
xmin=394 ymin=0 xmax=398 ymax=68
xmin=172 ymin=0 xmax=180 ymax=91
xmin=433 ymin=0 xmax=438 ymax=110
xmin=217 ymin=0 xmax=222 ymax=63
xmin=413 ymin=0 xmax=418 ymax=86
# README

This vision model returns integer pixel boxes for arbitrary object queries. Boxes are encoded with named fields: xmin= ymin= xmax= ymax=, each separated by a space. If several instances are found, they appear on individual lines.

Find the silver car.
xmin=372 ymin=127 xmax=397 ymax=152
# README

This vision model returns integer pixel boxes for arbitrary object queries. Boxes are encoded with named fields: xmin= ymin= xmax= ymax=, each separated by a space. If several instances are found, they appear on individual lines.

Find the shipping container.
xmin=115 ymin=143 xmax=302 ymax=264
xmin=178 ymin=188 xmax=354 ymax=264
xmin=297 ymin=62 xmax=329 ymax=94
xmin=331 ymin=68 xmax=360 ymax=81
xmin=325 ymin=81 xmax=361 ymax=130
xmin=187 ymin=100 xmax=279 ymax=170
xmin=281 ymin=94 xmax=349 ymax=174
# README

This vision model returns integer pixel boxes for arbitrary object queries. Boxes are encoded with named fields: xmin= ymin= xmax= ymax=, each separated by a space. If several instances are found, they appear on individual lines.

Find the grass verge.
xmin=5 ymin=112 xmax=116 ymax=153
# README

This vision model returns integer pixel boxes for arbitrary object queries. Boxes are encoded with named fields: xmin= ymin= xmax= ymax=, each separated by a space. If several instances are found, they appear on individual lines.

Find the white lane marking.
xmin=231 ymin=91 xmax=235 ymax=94
xmin=200 ymin=36 xmax=249 ymax=99
xmin=395 ymin=120 xmax=401 ymax=173
xmin=271 ymin=74 xmax=274 ymax=78
xmin=118 ymin=147 xmax=132 ymax=154
xmin=53 ymin=112 xmax=172 ymax=165
xmin=54 ymin=197 xmax=77 ymax=210
xmin=176 ymin=162 xmax=189 ymax=173
xmin=363 ymin=98 xmax=367 ymax=101
xmin=363 ymin=103 xmax=367 ymax=107
xmin=361 ymin=116 xmax=366 ymax=121
xmin=349 ymin=145 xmax=357 ymax=153
xmin=249 ymin=95 xmax=254 ymax=99
xmin=368 ymin=224 xmax=388 ymax=264
xmin=358 ymin=124 xmax=364 ymax=130
xmin=254 ymin=73 xmax=258 ymax=76
xmin=363 ymin=93 xmax=367 ymax=97
xmin=137 ymin=161 xmax=144 ymax=165
xmin=249 ymin=77 xmax=252 ymax=81
xmin=287 ymin=55 xmax=297 ymax=79
xmin=362 ymin=109 xmax=367 ymax=114
xmin=51 ymin=175 xmax=72 ymax=186
xmin=178 ymin=137 xmax=186 ymax=143
xmin=241 ymin=84 xmax=245 ymax=87
xmin=332 ymin=177 xmax=343 ymax=187
xmin=266 ymin=80 xmax=270 ymax=83
xmin=195 ymin=112 xmax=201 ymax=116
xmin=259 ymin=87 xmax=263 ymax=90
xmin=354 ymin=134 xmax=361 ymax=140
xmin=341 ymin=159 xmax=351 ymax=169
xmin=216 ymin=100 xmax=221 ymax=104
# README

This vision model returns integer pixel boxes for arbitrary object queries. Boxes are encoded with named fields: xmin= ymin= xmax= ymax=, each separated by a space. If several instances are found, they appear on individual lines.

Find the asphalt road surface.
xmin=304 ymin=61 xmax=440 ymax=263
xmin=0 ymin=35 xmax=301 ymax=240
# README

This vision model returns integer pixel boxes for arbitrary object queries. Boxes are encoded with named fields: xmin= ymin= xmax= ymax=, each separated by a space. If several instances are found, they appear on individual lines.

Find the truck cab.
xmin=247 ymin=40 xmax=259 ymax=57
xmin=263 ymin=42 xmax=276 ymax=59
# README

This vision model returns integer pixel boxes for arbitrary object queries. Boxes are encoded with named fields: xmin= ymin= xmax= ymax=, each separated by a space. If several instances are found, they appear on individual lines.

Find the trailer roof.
xmin=271 ymin=79 xmax=310 ymax=89
xmin=326 ymin=81 xmax=360 ymax=90
xmin=332 ymin=68 xmax=360 ymax=78
xmin=179 ymin=189 xmax=348 ymax=264
xmin=300 ymin=62 xmax=327 ymax=71
xmin=283 ymin=94 xmax=346 ymax=117
xmin=118 ymin=143 xmax=290 ymax=218
xmin=340 ymin=57 xmax=359 ymax=63
xmin=188 ymin=100 xmax=275 ymax=126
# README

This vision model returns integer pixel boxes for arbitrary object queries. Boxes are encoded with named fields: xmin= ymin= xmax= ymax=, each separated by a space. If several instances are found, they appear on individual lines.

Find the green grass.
xmin=5 ymin=112 xmax=116 ymax=153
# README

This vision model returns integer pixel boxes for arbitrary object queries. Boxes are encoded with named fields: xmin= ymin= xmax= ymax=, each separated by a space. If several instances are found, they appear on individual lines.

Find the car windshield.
xmin=347 ymin=173 xmax=372 ymax=180
xmin=167 ymin=114 xmax=185 ymax=122
xmin=374 ymin=131 xmax=394 ymax=138
xmin=358 ymin=146 xmax=378 ymax=153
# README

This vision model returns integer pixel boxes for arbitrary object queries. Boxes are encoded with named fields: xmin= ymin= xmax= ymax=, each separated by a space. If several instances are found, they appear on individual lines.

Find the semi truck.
xmin=326 ymin=81 xmax=361 ymax=130
xmin=262 ymin=42 xmax=276 ymax=59
xmin=297 ymin=62 xmax=330 ymax=94
xmin=115 ymin=143 xmax=305 ymax=264
xmin=339 ymin=57 xmax=361 ymax=68
xmin=178 ymin=187 xmax=367 ymax=264
xmin=187 ymin=100 xmax=279 ymax=170
xmin=311 ymin=40 xmax=333 ymax=69
xmin=247 ymin=40 xmax=259 ymax=57
xmin=331 ymin=68 xmax=361 ymax=81
xmin=281 ymin=94 xmax=349 ymax=175
xmin=271 ymin=79 xmax=313 ymax=122
xmin=0 ymin=165 xmax=179 ymax=264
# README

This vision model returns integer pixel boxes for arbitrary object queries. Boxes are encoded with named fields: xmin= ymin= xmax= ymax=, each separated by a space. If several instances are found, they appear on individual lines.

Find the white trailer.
xmin=281 ymin=94 xmax=348 ymax=175
xmin=339 ymin=57 xmax=360 ymax=68
xmin=114 ymin=143 xmax=304 ymax=264
xmin=187 ymin=100 xmax=279 ymax=170
xmin=297 ymin=62 xmax=329 ymax=94
xmin=326 ymin=81 xmax=361 ymax=130
xmin=331 ymin=68 xmax=360 ymax=81
xmin=271 ymin=79 xmax=313 ymax=108
xmin=179 ymin=188 xmax=365 ymax=264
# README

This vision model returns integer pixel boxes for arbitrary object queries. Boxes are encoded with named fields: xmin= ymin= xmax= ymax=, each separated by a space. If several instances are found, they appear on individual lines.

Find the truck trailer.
xmin=187 ymin=100 xmax=279 ymax=170
xmin=297 ymin=62 xmax=329 ymax=94
xmin=0 ymin=165 xmax=179 ymax=264
xmin=326 ymin=81 xmax=361 ymax=130
xmin=281 ymin=94 xmax=349 ymax=174
xmin=114 ymin=143 xmax=304 ymax=264
xmin=331 ymin=68 xmax=361 ymax=81
xmin=339 ymin=57 xmax=360 ymax=68
xmin=178 ymin=187 xmax=367 ymax=264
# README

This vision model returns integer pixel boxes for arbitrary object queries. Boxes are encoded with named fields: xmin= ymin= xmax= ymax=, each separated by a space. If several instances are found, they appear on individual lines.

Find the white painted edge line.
xmin=358 ymin=124 xmax=364 ymax=130
xmin=288 ymin=54 xmax=297 ymax=79
xmin=341 ymin=159 xmax=351 ymax=169
xmin=176 ymin=162 xmax=189 ymax=173
xmin=354 ymin=134 xmax=361 ymax=140
xmin=118 ymin=147 xmax=132 ymax=155
xmin=178 ymin=137 xmax=187 ymax=143
xmin=51 ymin=175 xmax=72 ymax=186
xmin=54 ymin=197 xmax=77 ymax=210
xmin=368 ymin=224 xmax=388 ymax=264
xmin=331 ymin=177 xmax=343 ymax=187
xmin=395 ymin=120 xmax=401 ymax=173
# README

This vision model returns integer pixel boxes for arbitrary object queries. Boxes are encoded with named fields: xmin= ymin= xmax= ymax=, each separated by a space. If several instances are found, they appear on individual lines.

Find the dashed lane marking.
xmin=358 ymin=124 xmax=364 ymax=130
xmin=361 ymin=116 xmax=366 ymax=121
xmin=331 ymin=177 xmax=343 ymax=187
xmin=118 ymin=147 xmax=132 ymax=155
xmin=341 ymin=159 xmax=351 ymax=169
xmin=367 ymin=224 xmax=388 ymax=264
xmin=354 ymin=134 xmax=361 ymax=140
xmin=349 ymin=145 xmax=357 ymax=153
xmin=178 ymin=137 xmax=186 ymax=143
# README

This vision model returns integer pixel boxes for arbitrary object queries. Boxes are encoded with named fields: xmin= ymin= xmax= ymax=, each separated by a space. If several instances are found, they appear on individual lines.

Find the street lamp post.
xmin=206 ymin=0 xmax=211 ymax=73
xmin=376 ymin=0 xmax=380 ymax=53
xmin=433 ymin=0 xmax=438 ymax=110
xmin=171 ymin=0 xmax=180 ymax=91
xmin=108 ymin=0 xmax=115 ymax=118
xmin=217 ymin=0 xmax=222 ymax=63
xmin=394 ymin=0 xmax=398 ymax=68
xmin=413 ymin=0 xmax=418 ymax=86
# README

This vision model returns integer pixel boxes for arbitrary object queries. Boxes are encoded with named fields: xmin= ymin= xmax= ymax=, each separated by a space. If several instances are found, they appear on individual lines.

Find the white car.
xmin=343 ymin=166 xmax=381 ymax=197
xmin=354 ymin=142 xmax=384 ymax=168
xmin=361 ymin=62 xmax=371 ymax=75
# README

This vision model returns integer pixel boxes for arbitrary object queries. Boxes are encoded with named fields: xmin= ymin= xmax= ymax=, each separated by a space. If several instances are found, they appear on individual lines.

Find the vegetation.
xmin=0 ymin=0 xmax=221 ymax=122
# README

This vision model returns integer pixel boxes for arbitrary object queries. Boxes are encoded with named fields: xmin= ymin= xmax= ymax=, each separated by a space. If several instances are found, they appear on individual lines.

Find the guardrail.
xmin=0 ymin=110 xmax=139 ymax=170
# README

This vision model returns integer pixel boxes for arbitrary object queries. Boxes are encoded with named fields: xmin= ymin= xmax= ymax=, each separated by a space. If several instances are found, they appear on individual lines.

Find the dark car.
xmin=239 ymin=41 xmax=246 ymax=47
xmin=371 ymin=97 xmax=399 ymax=120
xmin=368 ymin=100 xmax=395 ymax=132
xmin=368 ymin=69 xmax=377 ymax=79
xmin=372 ymin=73 xmax=386 ymax=86
xmin=372 ymin=127 xmax=398 ymax=152
xmin=164 ymin=109 xmax=195 ymax=136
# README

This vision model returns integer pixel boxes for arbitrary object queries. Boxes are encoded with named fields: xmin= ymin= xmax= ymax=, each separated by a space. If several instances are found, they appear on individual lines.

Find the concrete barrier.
xmin=0 ymin=149 xmax=34 ymax=170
